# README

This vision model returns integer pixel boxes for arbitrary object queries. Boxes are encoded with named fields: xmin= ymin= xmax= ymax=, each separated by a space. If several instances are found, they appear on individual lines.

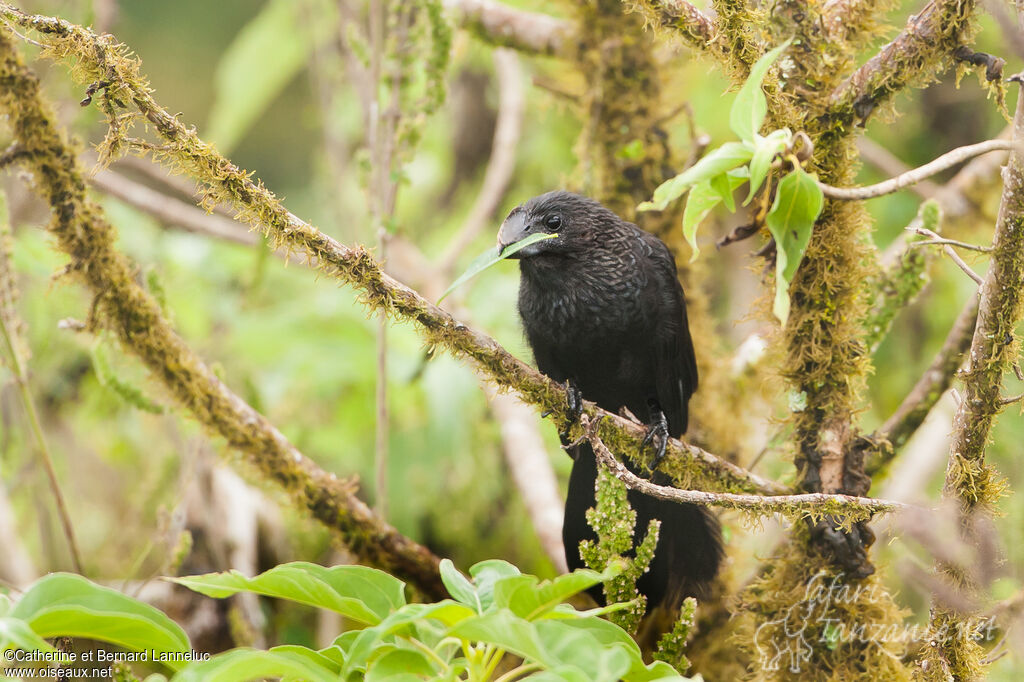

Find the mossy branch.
xmin=583 ymin=415 xmax=910 ymax=523
xmin=826 ymin=0 xmax=978 ymax=126
xmin=0 ymin=25 xmax=446 ymax=598
xmin=0 ymin=5 xmax=785 ymax=499
xmin=944 ymin=85 xmax=1024 ymax=509
xmin=630 ymin=0 xmax=722 ymax=59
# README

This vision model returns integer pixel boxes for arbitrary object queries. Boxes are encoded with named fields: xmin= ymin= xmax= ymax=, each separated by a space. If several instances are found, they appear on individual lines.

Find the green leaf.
xmin=766 ymin=168 xmax=825 ymax=325
xmin=468 ymin=559 xmax=521 ymax=612
xmin=206 ymin=0 xmax=329 ymax=152
xmin=0 ymin=617 xmax=65 ymax=659
xmin=730 ymin=39 xmax=793 ymax=142
xmin=170 ymin=562 xmax=405 ymax=625
xmin=171 ymin=648 xmax=338 ymax=682
xmin=681 ymin=181 xmax=723 ymax=262
xmin=745 ymin=128 xmax=791 ymax=204
xmin=439 ymin=558 xmax=481 ymax=612
xmin=438 ymin=233 xmax=558 ymax=302
xmin=366 ymin=648 xmax=437 ymax=681
xmin=709 ymin=168 xmax=748 ymax=213
xmin=639 ymin=142 xmax=754 ymax=212
xmin=11 ymin=574 xmax=190 ymax=669
xmin=493 ymin=568 xmax=611 ymax=620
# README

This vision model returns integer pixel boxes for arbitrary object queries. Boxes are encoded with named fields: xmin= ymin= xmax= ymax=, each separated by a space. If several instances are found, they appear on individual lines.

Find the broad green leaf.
xmin=493 ymin=567 xmax=611 ymax=620
xmin=448 ymin=610 xmax=548 ymax=664
xmin=681 ymin=181 xmax=722 ymax=262
xmin=639 ymin=142 xmax=754 ymax=212
xmin=0 ymin=617 xmax=65 ymax=659
xmin=366 ymin=648 xmax=437 ymax=681
xmin=766 ymin=168 xmax=825 ymax=325
xmin=730 ymin=38 xmax=793 ymax=142
xmin=709 ymin=168 xmax=748 ymax=213
xmin=438 ymin=232 xmax=558 ymax=302
xmin=171 ymin=648 xmax=338 ymax=682
xmin=206 ymin=0 xmax=326 ymax=152
xmin=170 ymin=562 xmax=405 ymax=625
xmin=11 ymin=574 xmax=189 ymax=669
xmin=439 ymin=559 xmax=481 ymax=612
xmin=467 ymin=559 xmax=522 ymax=612
xmin=745 ymin=128 xmax=792 ymax=204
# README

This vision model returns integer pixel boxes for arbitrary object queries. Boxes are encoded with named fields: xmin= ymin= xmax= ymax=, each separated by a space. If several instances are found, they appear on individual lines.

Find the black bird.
xmin=498 ymin=190 xmax=723 ymax=613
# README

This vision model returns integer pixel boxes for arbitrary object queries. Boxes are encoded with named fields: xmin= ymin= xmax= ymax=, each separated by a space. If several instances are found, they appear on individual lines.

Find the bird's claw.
xmin=557 ymin=379 xmax=584 ymax=440
xmin=642 ymin=406 xmax=670 ymax=473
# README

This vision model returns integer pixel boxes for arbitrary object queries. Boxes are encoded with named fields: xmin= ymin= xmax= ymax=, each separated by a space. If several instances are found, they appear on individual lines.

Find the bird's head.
xmin=496 ymin=190 xmax=609 ymax=259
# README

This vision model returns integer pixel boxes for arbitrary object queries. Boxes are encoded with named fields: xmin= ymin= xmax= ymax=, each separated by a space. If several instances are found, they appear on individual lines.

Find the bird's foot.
xmin=641 ymin=404 xmax=670 ymax=473
xmin=546 ymin=379 xmax=584 ymax=440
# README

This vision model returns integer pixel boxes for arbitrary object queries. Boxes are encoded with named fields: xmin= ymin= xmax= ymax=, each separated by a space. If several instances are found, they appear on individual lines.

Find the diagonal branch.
xmin=869 ymin=293 xmax=980 ymax=474
xmin=0 ymin=6 xmax=786 ymax=497
xmin=0 ymin=25 xmax=446 ymax=598
xmin=631 ymin=0 xmax=722 ymax=57
xmin=827 ymin=0 xmax=978 ymax=126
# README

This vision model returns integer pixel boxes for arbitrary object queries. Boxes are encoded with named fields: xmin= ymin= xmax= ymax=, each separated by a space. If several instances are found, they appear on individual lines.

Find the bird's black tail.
xmin=562 ymin=441 xmax=723 ymax=611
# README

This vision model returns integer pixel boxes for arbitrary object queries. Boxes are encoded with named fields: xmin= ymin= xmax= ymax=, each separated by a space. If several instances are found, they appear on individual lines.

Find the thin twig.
xmin=819 ymin=140 xmax=1017 ymax=200
xmin=0 ymin=224 xmax=84 ymax=574
xmin=583 ymin=416 xmax=910 ymax=517
xmin=855 ymin=136 xmax=945 ymax=202
xmin=910 ymin=226 xmax=985 ymax=285
xmin=910 ymin=238 xmax=992 ymax=253
xmin=438 ymin=48 xmax=524 ymax=276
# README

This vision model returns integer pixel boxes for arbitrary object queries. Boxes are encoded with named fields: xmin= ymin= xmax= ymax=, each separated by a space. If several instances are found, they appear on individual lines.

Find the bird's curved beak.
xmin=497 ymin=210 xmax=529 ymax=258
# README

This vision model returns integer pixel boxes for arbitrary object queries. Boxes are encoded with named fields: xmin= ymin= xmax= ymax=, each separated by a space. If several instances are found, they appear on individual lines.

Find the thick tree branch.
xmin=827 ymin=0 xmax=978 ymax=126
xmin=0 ymin=6 xmax=785 ymax=497
xmin=0 ymin=25 xmax=447 ymax=598
xmin=443 ymin=0 xmax=572 ymax=57
xmin=944 ymin=85 xmax=1024 ymax=506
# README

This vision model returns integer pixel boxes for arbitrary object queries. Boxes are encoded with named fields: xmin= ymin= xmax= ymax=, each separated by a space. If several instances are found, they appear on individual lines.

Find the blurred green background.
xmin=1 ymin=0 xmax=1022 ymax=676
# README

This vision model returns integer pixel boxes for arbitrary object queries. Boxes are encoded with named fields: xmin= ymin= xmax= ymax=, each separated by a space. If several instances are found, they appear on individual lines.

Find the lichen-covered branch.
xmin=443 ymin=0 xmax=572 ymax=57
xmin=630 ymin=0 xmax=722 ymax=58
xmin=944 ymin=88 xmax=1024 ymax=510
xmin=0 ymin=25 xmax=446 ymax=598
xmin=826 ymin=0 xmax=978 ymax=126
xmin=584 ymin=416 xmax=910 ymax=520
xmin=869 ymin=293 xmax=979 ymax=474
xmin=0 ymin=5 xmax=783 ymax=500
xmin=921 ymin=84 xmax=1024 ymax=682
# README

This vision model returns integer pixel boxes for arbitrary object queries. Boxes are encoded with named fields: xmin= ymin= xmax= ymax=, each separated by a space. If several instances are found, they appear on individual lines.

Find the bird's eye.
xmin=544 ymin=214 xmax=562 ymax=230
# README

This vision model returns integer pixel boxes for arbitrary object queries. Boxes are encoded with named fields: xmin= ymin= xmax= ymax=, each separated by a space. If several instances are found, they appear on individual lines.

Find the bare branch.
xmin=583 ymin=416 xmax=910 ymax=518
xmin=819 ymin=140 xmax=1016 ymax=201
xmin=443 ymin=0 xmax=572 ymax=57
xmin=910 ymin=226 xmax=985 ymax=286
xmin=89 ymin=169 xmax=260 ymax=247
xmin=855 ymin=136 xmax=946 ymax=203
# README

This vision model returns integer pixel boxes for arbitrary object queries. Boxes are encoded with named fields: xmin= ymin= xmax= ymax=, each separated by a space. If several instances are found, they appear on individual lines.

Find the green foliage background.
xmin=1 ymin=0 xmax=1023 ymax=678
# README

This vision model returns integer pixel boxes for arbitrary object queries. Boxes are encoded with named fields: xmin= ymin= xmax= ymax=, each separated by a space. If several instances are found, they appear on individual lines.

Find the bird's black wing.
xmin=643 ymin=234 xmax=698 ymax=437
